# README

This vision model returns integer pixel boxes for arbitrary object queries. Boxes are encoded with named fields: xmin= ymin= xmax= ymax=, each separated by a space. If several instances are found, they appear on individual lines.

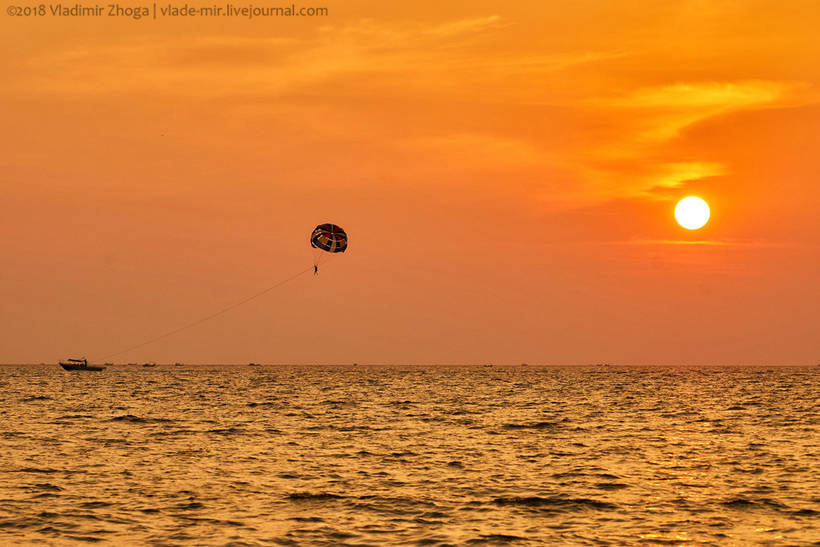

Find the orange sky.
xmin=2 ymin=1 xmax=818 ymax=364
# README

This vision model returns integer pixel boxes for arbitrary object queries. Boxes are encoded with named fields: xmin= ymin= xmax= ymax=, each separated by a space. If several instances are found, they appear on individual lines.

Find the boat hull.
xmin=59 ymin=363 xmax=105 ymax=371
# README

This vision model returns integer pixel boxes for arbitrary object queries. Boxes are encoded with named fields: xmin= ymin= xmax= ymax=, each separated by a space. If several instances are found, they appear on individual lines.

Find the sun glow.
xmin=675 ymin=196 xmax=710 ymax=230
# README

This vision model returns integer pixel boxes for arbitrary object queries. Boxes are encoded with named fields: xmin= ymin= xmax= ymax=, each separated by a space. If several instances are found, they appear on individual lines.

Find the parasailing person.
xmin=310 ymin=223 xmax=348 ymax=276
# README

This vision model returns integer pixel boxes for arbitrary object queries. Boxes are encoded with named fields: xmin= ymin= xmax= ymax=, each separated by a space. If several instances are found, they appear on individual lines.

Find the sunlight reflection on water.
xmin=0 ymin=365 xmax=817 ymax=545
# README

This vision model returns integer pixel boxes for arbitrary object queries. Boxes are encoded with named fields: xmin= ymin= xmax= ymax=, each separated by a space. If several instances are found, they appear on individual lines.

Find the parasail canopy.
xmin=310 ymin=223 xmax=348 ymax=253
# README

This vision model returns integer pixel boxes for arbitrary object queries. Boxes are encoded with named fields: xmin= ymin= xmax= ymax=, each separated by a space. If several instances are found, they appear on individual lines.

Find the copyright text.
xmin=6 ymin=3 xmax=329 ymax=19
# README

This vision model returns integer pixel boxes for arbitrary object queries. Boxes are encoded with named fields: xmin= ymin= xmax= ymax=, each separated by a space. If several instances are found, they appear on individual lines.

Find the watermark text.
xmin=6 ymin=3 xmax=329 ymax=20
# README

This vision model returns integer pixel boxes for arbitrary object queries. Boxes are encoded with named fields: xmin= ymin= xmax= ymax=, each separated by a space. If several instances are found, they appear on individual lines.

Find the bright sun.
xmin=675 ymin=196 xmax=710 ymax=230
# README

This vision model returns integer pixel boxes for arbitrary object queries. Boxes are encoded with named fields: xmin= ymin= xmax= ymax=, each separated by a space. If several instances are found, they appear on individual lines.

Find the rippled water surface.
xmin=1 ymin=365 xmax=818 ymax=545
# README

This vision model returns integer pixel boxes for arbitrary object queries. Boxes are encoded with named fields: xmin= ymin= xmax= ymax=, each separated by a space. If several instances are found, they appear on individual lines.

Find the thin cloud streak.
xmin=600 ymin=239 xmax=802 ymax=248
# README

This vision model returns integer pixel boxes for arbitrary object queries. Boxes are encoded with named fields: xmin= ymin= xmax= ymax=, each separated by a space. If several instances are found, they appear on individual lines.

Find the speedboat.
xmin=59 ymin=358 xmax=105 ymax=371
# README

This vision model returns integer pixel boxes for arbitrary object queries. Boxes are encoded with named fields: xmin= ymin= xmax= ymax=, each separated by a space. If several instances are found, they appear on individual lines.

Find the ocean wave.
xmin=287 ymin=492 xmax=344 ymax=501
xmin=467 ymin=534 xmax=528 ymax=544
xmin=595 ymin=482 xmax=629 ymax=490
xmin=18 ymin=467 xmax=61 ymax=474
xmin=107 ymin=415 xmax=174 ymax=424
xmin=1 ymin=365 xmax=817 ymax=545
xmin=206 ymin=427 xmax=247 ymax=435
xmin=172 ymin=501 xmax=205 ymax=510
xmin=502 ymin=421 xmax=562 ymax=430
xmin=0 ymin=518 xmax=52 ymax=530
xmin=80 ymin=501 xmax=112 ymax=508
xmin=29 ymin=483 xmax=63 ymax=491
xmin=492 ymin=496 xmax=617 ymax=510
xmin=721 ymin=498 xmax=788 ymax=510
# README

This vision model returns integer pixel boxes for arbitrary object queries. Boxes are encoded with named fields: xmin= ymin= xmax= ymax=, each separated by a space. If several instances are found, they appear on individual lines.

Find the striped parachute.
xmin=310 ymin=223 xmax=348 ymax=254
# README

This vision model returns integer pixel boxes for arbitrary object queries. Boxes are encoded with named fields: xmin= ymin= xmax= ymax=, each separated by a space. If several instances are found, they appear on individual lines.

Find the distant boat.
xmin=142 ymin=363 xmax=157 ymax=368
xmin=248 ymin=363 xmax=261 ymax=367
xmin=59 ymin=358 xmax=105 ymax=371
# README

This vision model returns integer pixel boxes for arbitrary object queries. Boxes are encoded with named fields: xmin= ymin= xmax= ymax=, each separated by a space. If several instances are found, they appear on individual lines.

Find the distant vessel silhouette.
xmin=59 ymin=358 xmax=105 ymax=371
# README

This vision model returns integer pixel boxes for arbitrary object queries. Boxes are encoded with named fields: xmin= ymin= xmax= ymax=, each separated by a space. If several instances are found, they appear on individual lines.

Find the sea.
xmin=0 ymin=365 xmax=817 ymax=546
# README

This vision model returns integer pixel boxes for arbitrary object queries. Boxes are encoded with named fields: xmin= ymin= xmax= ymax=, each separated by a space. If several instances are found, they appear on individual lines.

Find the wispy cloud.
xmin=602 ymin=239 xmax=799 ymax=248
xmin=571 ymin=80 xmax=813 ymax=201
xmin=605 ymin=81 xmax=790 ymax=109
xmin=4 ymin=10 xmax=817 ymax=223
xmin=421 ymin=15 xmax=504 ymax=37
xmin=7 ymin=15 xmax=628 ymax=101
